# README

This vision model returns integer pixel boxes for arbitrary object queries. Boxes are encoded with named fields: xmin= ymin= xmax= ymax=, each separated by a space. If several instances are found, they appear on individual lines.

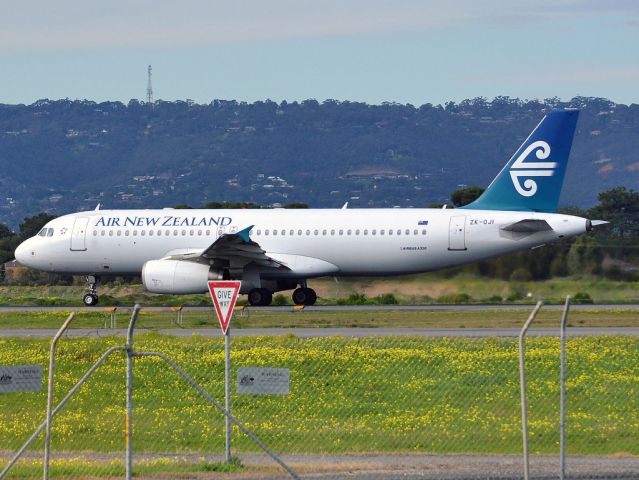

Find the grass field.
xmin=1 ymin=276 xmax=639 ymax=306
xmin=1 ymin=333 xmax=637 ymax=468
xmin=1 ymin=306 xmax=639 ymax=330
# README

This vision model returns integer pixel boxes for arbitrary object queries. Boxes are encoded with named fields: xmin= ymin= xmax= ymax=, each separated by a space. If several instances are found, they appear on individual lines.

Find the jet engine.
xmin=142 ymin=260 xmax=224 ymax=294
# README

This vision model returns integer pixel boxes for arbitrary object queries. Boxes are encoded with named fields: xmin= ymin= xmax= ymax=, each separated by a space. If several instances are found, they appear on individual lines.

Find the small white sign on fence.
xmin=237 ymin=367 xmax=290 ymax=395
xmin=0 ymin=365 xmax=43 ymax=393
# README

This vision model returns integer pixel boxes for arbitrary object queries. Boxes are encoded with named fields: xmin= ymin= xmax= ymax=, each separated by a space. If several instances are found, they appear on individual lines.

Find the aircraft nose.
xmin=14 ymin=240 xmax=32 ymax=266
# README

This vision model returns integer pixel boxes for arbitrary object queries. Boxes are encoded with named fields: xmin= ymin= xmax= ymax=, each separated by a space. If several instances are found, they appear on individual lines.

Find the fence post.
xmin=519 ymin=301 xmax=542 ymax=480
xmin=43 ymin=312 xmax=75 ymax=480
xmin=126 ymin=305 xmax=141 ymax=480
xmin=560 ymin=296 xmax=571 ymax=480
xmin=225 ymin=327 xmax=232 ymax=462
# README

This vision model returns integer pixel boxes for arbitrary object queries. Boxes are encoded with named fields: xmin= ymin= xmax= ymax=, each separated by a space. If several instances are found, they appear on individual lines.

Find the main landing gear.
xmin=292 ymin=287 xmax=317 ymax=306
xmin=83 ymin=276 xmax=99 ymax=307
xmin=246 ymin=284 xmax=318 ymax=307
xmin=247 ymin=288 xmax=273 ymax=307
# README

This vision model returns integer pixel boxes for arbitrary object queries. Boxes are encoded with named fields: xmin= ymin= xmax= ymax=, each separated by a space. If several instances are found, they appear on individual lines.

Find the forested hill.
xmin=0 ymin=96 xmax=637 ymax=227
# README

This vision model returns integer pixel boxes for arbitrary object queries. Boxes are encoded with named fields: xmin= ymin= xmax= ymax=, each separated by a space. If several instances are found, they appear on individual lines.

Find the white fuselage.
xmin=15 ymin=207 xmax=589 ymax=282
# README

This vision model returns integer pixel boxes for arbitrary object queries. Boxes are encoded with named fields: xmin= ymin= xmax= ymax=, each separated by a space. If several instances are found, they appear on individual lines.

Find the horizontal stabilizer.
xmin=501 ymin=219 xmax=553 ymax=233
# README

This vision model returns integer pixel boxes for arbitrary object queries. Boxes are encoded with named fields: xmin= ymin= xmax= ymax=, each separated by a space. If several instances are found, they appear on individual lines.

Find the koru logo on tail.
xmin=509 ymin=141 xmax=556 ymax=197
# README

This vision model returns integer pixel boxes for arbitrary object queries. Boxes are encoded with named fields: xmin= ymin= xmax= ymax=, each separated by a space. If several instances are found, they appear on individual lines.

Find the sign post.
xmin=207 ymin=280 xmax=241 ymax=463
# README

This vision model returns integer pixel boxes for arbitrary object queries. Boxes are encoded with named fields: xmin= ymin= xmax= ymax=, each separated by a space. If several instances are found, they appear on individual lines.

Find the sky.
xmin=1 ymin=0 xmax=638 ymax=106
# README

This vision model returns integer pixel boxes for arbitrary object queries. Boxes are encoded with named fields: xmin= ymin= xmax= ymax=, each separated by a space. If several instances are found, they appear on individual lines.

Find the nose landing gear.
xmin=83 ymin=276 xmax=99 ymax=306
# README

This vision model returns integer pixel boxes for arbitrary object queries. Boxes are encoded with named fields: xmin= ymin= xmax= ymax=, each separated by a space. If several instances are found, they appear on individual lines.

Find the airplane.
xmin=14 ymin=109 xmax=606 ymax=307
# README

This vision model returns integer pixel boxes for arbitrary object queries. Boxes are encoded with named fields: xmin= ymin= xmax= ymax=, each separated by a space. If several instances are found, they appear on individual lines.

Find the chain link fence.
xmin=1 ymin=306 xmax=638 ymax=479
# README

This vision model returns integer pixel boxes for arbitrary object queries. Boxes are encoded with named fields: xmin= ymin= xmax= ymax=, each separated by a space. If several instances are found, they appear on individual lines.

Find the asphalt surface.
xmin=1 ymin=326 xmax=638 ymax=338
xmin=4 ymin=451 xmax=639 ymax=479
xmin=1 ymin=303 xmax=639 ymax=313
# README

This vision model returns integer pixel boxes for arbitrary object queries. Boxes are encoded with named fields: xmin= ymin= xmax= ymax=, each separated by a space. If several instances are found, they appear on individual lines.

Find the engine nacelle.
xmin=142 ymin=260 xmax=223 ymax=294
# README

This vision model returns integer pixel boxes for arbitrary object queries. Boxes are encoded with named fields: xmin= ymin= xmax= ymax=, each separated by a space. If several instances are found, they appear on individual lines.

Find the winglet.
xmin=237 ymin=225 xmax=254 ymax=242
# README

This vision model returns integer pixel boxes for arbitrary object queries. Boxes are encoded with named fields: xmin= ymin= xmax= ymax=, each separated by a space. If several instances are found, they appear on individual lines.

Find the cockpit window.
xmin=38 ymin=228 xmax=47 ymax=237
xmin=47 ymin=228 xmax=54 ymax=237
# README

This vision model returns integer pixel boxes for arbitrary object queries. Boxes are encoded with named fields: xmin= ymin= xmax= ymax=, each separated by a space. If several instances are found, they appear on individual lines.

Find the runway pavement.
xmin=1 ymin=326 xmax=638 ymax=338
xmin=1 ymin=303 xmax=639 ymax=313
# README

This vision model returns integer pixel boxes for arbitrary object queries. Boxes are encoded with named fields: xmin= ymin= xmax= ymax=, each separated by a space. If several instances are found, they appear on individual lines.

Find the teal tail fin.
xmin=462 ymin=110 xmax=579 ymax=213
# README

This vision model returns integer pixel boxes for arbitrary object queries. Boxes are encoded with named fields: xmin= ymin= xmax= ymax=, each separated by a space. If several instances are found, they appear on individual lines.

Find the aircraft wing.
xmin=163 ymin=226 xmax=285 ymax=269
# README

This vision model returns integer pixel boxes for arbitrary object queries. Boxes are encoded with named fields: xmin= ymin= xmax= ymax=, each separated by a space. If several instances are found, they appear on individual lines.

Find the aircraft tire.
xmin=304 ymin=288 xmax=317 ymax=306
xmin=293 ymin=287 xmax=317 ymax=306
xmin=83 ymin=293 xmax=99 ymax=307
xmin=248 ymin=288 xmax=272 ymax=307
xmin=292 ymin=288 xmax=306 ymax=305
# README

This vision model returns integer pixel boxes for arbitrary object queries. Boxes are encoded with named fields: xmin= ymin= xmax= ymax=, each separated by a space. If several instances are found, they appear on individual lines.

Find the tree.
xmin=19 ymin=213 xmax=57 ymax=239
xmin=589 ymin=187 xmax=639 ymax=256
xmin=0 ymin=223 xmax=13 ymax=239
xmin=451 ymin=186 xmax=485 ymax=207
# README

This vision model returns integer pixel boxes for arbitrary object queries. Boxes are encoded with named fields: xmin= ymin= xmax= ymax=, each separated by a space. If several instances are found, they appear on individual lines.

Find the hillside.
xmin=0 ymin=96 xmax=637 ymax=226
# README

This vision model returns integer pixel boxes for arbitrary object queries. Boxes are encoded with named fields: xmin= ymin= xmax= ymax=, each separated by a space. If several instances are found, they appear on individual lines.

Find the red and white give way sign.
xmin=207 ymin=281 xmax=241 ymax=335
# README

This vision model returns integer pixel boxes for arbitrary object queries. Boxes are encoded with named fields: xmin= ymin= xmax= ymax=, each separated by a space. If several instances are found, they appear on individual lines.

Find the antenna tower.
xmin=146 ymin=65 xmax=153 ymax=105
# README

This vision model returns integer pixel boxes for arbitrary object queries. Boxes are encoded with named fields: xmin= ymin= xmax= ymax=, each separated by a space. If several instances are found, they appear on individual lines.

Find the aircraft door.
xmin=448 ymin=215 xmax=467 ymax=251
xmin=70 ymin=217 xmax=89 ymax=251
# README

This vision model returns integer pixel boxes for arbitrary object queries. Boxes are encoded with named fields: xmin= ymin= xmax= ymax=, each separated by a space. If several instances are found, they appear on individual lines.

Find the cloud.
xmin=0 ymin=0 xmax=636 ymax=52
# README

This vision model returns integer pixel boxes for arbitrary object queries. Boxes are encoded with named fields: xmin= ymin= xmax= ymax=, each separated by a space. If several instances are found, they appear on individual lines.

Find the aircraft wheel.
xmin=293 ymin=287 xmax=317 ymax=306
xmin=248 ymin=288 xmax=272 ymax=306
xmin=83 ymin=293 xmax=99 ymax=307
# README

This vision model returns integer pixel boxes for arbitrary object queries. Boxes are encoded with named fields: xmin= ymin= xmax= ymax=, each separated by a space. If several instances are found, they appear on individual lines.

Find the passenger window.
xmin=347 ymin=229 xmax=352 ymax=235
xmin=173 ymin=230 xmax=178 ymax=236
xmin=397 ymin=229 xmax=401 ymax=235
xmin=273 ymin=230 xmax=277 ymax=236
xmin=281 ymin=229 xmax=286 ymax=236
xmin=355 ymin=229 xmax=360 ymax=235
xmin=157 ymin=230 xmax=161 ymax=236
xmin=406 ymin=229 xmax=410 ymax=235
xmin=265 ymin=230 xmax=269 ymax=236
xmin=331 ymin=229 xmax=335 ymax=235
xmin=93 ymin=230 xmax=97 ymax=236
xmin=256 ymin=229 xmax=261 ymax=235
xmin=380 ymin=230 xmax=385 ymax=235
xmin=389 ymin=230 xmax=393 ymax=235
xmin=413 ymin=229 xmax=418 ymax=235
xmin=306 ymin=229 xmax=311 ymax=236
xmin=422 ymin=229 xmax=427 ymax=235
xmin=117 ymin=230 xmax=121 ymax=237
xmin=141 ymin=230 xmax=146 ymax=236
xmin=189 ymin=230 xmax=194 ymax=236
xmin=197 ymin=230 xmax=202 ymax=236
xmin=298 ymin=229 xmax=302 ymax=236
xmin=322 ymin=229 xmax=327 ymax=235
xmin=314 ymin=229 xmax=319 ymax=235
xmin=289 ymin=230 xmax=294 ymax=235
xmin=372 ymin=229 xmax=377 ymax=235
xmin=101 ymin=231 xmax=106 ymax=236
xmin=364 ymin=229 xmax=368 ymax=235
xmin=206 ymin=230 xmax=210 ymax=236
xmin=339 ymin=229 xmax=344 ymax=236
xmin=125 ymin=231 xmax=129 ymax=236
xmin=133 ymin=230 xmax=138 ymax=236
xmin=149 ymin=230 xmax=153 ymax=236
xmin=181 ymin=230 xmax=186 ymax=236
